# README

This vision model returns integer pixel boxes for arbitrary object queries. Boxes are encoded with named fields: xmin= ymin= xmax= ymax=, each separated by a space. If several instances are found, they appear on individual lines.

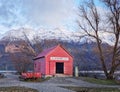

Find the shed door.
xmin=56 ymin=62 xmax=64 ymax=74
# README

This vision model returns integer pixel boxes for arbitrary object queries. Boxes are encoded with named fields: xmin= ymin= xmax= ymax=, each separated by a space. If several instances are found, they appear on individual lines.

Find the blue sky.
xmin=0 ymin=0 xmax=102 ymax=34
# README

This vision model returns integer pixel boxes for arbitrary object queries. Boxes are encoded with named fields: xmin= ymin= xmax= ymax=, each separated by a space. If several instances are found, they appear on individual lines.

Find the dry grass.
xmin=77 ymin=77 xmax=120 ymax=85
xmin=64 ymin=87 xmax=120 ymax=92
xmin=0 ymin=86 xmax=38 ymax=92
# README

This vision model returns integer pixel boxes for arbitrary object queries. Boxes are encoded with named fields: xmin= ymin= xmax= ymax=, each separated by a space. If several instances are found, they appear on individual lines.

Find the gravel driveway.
xmin=0 ymin=73 xmax=119 ymax=92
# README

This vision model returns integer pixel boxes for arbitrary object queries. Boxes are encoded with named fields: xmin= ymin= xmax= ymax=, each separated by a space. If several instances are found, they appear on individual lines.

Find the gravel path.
xmin=0 ymin=73 xmax=119 ymax=92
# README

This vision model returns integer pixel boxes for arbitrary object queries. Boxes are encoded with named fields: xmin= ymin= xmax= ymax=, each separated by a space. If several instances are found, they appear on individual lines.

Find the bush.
xmin=0 ymin=73 xmax=4 ymax=78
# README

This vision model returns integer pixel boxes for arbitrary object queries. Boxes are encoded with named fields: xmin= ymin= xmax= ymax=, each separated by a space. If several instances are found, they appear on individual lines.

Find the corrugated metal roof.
xmin=34 ymin=46 xmax=56 ymax=59
xmin=34 ymin=44 xmax=73 ymax=60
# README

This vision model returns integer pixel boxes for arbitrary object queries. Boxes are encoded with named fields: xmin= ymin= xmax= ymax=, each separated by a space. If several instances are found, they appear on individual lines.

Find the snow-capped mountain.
xmin=1 ymin=28 xmax=36 ymax=41
xmin=35 ymin=28 xmax=84 ymax=43
xmin=0 ymin=27 xmax=115 ymax=45
xmin=1 ymin=28 xmax=84 ymax=43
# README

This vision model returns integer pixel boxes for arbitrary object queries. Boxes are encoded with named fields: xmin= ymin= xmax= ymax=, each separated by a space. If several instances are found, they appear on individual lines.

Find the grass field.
xmin=0 ymin=86 xmax=38 ymax=92
xmin=64 ymin=87 xmax=120 ymax=92
xmin=78 ymin=77 xmax=120 ymax=85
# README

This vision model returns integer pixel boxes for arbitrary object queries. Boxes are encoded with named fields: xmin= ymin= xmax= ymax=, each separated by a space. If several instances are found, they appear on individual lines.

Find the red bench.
xmin=20 ymin=72 xmax=41 ymax=80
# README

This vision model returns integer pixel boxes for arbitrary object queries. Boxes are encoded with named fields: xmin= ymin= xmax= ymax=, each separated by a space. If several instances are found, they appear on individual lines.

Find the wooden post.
xmin=75 ymin=66 xmax=79 ymax=77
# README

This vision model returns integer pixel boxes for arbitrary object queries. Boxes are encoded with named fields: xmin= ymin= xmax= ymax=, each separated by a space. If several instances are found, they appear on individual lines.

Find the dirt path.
xmin=0 ymin=73 xmax=119 ymax=92
xmin=0 ymin=73 xmax=75 ymax=92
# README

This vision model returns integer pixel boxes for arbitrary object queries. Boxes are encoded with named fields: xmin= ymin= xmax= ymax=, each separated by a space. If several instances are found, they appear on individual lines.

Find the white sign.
xmin=50 ymin=57 xmax=69 ymax=61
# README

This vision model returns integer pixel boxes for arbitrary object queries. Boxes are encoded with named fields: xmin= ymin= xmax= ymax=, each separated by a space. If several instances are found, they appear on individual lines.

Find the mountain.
xmin=1 ymin=28 xmax=84 ymax=44
xmin=0 ymin=27 xmax=115 ymax=45
xmin=1 ymin=28 xmax=36 ymax=42
xmin=0 ymin=27 xmax=117 ymax=71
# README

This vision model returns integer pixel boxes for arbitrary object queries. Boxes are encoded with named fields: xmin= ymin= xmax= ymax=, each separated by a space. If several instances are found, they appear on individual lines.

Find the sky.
xmin=0 ymin=0 xmax=102 ymax=34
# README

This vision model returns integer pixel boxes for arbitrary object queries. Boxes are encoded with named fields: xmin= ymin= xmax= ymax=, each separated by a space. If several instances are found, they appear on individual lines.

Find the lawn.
xmin=0 ymin=86 xmax=38 ymax=92
xmin=64 ymin=87 xmax=120 ymax=92
xmin=78 ymin=77 xmax=120 ymax=85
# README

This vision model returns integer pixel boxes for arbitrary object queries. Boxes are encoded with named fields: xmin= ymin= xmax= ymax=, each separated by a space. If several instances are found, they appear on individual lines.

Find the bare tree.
xmin=9 ymin=40 xmax=35 ymax=74
xmin=10 ymin=53 xmax=32 ymax=74
xmin=77 ymin=0 xmax=120 ymax=79
xmin=102 ymin=0 xmax=120 ymax=79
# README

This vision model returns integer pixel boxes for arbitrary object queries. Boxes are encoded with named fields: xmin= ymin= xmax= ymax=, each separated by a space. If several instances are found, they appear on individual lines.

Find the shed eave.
xmin=33 ymin=56 xmax=45 ymax=60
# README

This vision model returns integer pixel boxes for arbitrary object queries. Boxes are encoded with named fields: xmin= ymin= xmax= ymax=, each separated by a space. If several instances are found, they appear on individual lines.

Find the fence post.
xmin=75 ymin=66 xmax=79 ymax=77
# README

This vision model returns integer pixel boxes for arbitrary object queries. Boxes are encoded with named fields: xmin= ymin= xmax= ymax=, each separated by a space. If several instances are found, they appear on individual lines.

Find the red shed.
xmin=34 ymin=45 xmax=73 ymax=77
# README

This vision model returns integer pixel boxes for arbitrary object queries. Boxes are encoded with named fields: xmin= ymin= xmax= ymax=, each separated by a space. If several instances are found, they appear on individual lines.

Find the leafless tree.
xmin=10 ymin=40 xmax=35 ymax=74
xmin=77 ymin=0 xmax=120 ymax=79
xmin=10 ymin=53 xmax=32 ymax=74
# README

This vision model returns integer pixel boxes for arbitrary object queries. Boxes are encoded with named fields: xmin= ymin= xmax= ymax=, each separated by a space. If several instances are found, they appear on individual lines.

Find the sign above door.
xmin=50 ymin=57 xmax=69 ymax=61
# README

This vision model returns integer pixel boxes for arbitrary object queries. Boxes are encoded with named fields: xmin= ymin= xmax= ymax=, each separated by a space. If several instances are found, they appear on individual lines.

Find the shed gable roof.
xmin=34 ymin=45 xmax=72 ymax=60
xmin=34 ymin=46 xmax=56 ymax=59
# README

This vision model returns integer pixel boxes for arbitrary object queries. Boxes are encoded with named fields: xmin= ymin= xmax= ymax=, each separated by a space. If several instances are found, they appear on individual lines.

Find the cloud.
xmin=0 ymin=0 xmax=27 ymax=27
xmin=22 ymin=0 xmax=76 ymax=28
xmin=0 ymin=0 xmax=77 ymax=33
xmin=0 ymin=25 xmax=9 ymax=34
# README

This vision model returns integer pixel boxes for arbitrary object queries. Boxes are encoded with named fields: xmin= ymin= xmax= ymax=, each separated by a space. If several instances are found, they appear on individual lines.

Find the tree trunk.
xmin=107 ymin=63 xmax=120 ymax=80
xmin=107 ymin=73 xmax=114 ymax=80
xmin=95 ymin=33 xmax=108 ymax=79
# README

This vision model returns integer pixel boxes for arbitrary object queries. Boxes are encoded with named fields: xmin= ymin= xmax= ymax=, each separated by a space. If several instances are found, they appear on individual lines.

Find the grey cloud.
xmin=0 ymin=0 xmax=76 ymax=30
xmin=0 ymin=0 xmax=28 ymax=28
xmin=22 ymin=0 xmax=76 ymax=28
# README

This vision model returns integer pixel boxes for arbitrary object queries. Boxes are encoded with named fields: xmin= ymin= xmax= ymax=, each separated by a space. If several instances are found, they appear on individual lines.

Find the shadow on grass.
xmin=0 ymin=86 xmax=38 ymax=92
xmin=76 ymin=77 xmax=120 ymax=85
xmin=63 ymin=86 xmax=120 ymax=92
xmin=20 ymin=77 xmax=51 ymax=82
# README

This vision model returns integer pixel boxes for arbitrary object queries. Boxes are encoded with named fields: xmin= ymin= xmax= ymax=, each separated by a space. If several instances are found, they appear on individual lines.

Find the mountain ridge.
xmin=0 ymin=27 xmax=115 ymax=46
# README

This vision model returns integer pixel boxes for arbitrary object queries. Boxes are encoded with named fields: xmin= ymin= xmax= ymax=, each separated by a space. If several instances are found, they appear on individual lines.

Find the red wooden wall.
xmin=34 ymin=45 xmax=73 ymax=76
xmin=46 ymin=46 xmax=73 ymax=76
